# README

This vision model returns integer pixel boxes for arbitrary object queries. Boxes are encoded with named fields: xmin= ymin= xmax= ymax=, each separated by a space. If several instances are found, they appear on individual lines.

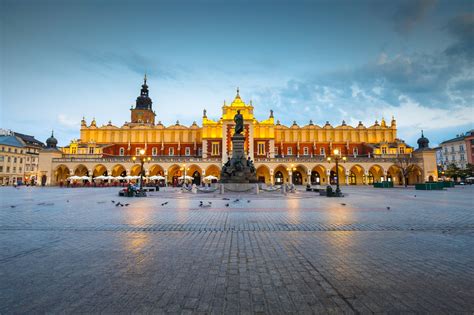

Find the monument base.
xmin=220 ymin=183 xmax=258 ymax=193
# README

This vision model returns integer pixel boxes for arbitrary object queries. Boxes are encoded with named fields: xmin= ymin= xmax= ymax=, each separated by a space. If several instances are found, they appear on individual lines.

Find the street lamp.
xmin=132 ymin=149 xmax=151 ymax=190
xmin=327 ymin=148 xmax=347 ymax=196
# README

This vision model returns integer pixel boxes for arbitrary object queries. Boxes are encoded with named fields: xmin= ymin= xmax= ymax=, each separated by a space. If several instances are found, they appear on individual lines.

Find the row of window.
xmin=444 ymin=145 xmax=465 ymax=154
xmin=444 ymin=154 xmax=466 ymax=162
xmin=0 ymin=166 xmax=22 ymax=173
xmin=0 ymin=156 xmax=24 ymax=163
xmin=1 ymin=147 xmax=25 ymax=154
xmin=118 ymin=147 xmax=206 ymax=157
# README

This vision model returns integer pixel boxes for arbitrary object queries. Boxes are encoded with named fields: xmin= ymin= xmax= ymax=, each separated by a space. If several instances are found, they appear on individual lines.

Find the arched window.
xmin=367 ymin=172 xmax=374 ymax=184
xmin=311 ymin=171 xmax=320 ymax=184
xmin=119 ymin=147 xmax=125 ymax=156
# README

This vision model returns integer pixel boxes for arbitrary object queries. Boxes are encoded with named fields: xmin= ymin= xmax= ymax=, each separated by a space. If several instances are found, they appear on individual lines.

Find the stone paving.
xmin=0 ymin=186 xmax=473 ymax=314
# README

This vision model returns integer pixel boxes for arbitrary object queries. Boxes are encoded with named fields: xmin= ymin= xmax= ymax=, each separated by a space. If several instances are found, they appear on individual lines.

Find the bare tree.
xmin=395 ymin=154 xmax=419 ymax=187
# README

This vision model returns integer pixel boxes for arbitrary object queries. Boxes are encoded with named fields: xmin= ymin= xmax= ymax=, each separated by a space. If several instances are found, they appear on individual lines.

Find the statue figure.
xmin=234 ymin=110 xmax=244 ymax=134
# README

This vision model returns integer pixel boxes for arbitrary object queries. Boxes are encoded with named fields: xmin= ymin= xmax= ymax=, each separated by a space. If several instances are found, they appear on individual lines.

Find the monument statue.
xmin=234 ymin=110 xmax=244 ymax=134
xmin=220 ymin=111 xmax=257 ymax=184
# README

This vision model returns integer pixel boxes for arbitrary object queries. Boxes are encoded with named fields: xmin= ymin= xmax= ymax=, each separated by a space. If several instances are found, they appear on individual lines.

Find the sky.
xmin=1 ymin=0 xmax=473 ymax=147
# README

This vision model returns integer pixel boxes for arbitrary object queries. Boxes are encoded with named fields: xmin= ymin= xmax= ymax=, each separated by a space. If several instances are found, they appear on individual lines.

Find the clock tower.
xmin=130 ymin=74 xmax=156 ymax=124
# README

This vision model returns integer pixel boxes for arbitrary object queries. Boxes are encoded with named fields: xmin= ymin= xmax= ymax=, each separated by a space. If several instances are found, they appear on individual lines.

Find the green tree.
xmin=445 ymin=163 xmax=462 ymax=180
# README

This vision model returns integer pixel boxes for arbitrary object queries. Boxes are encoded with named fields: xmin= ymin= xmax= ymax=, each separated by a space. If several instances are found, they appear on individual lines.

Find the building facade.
xmin=438 ymin=130 xmax=474 ymax=170
xmin=39 ymin=77 xmax=438 ymax=186
xmin=0 ymin=130 xmax=44 ymax=185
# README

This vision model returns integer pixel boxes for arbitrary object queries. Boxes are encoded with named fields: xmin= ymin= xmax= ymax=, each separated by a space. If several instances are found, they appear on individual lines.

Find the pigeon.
xmin=111 ymin=200 xmax=115 ymax=203
xmin=10 ymin=205 xmax=16 ymax=208
xmin=341 ymin=203 xmax=346 ymax=206
xmin=225 ymin=203 xmax=230 ymax=207
xmin=233 ymin=199 xmax=240 ymax=203
xmin=386 ymin=206 xmax=391 ymax=210
xmin=161 ymin=202 xmax=168 ymax=206
xmin=247 ymin=200 xmax=251 ymax=203
xmin=208 ymin=201 xmax=212 ymax=204
xmin=115 ymin=202 xmax=122 ymax=207
xmin=124 ymin=203 xmax=130 ymax=206
xmin=414 ymin=195 xmax=416 ymax=197
xmin=222 ymin=198 xmax=230 ymax=200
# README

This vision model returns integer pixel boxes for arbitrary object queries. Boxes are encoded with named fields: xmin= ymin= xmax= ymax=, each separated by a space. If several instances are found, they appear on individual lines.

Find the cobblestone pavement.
xmin=0 ymin=186 xmax=473 ymax=314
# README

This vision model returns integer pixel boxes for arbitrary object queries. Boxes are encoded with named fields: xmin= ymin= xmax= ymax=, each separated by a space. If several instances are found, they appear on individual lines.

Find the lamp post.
xmin=327 ymin=148 xmax=346 ymax=196
xmin=132 ymin=149 xmax=151 ymax=190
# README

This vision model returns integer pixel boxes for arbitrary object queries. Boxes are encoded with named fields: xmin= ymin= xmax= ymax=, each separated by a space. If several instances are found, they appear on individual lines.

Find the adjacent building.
xmin=0 ymin=129 xmax=45 ymax=185
xmin=39 ymin=77 xmax=438 ymax=186
xmin=438 ymin=130 xmax=474 ymax=170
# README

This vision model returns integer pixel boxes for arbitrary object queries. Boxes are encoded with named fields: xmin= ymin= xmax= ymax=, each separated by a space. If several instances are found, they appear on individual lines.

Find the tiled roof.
xmin=0 ymin=135 xmax=25 ymax=148
xmin=14 ymin=132 xmax=45 ymax=147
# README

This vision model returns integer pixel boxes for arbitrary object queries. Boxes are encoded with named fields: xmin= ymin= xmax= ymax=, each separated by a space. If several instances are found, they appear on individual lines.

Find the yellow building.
xmin=40 ymin=77 xmax=437 ymax=186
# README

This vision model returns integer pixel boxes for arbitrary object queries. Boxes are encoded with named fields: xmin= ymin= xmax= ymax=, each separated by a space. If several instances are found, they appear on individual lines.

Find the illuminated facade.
xmin=41 ymin=77 xmax=438 ymax=186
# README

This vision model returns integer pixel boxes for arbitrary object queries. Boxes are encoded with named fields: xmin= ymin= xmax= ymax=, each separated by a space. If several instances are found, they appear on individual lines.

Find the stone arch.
xmin=273 ymin=164 xmax=289 ymax=185
xmin=92 ymin=164 xmax=108 ymax=177
xmin=130 ymin=164 xmax=143 ymax=176
xmin=111 ymin=164 xmax=127 ymax=177
xmin=311 ymin=164 xmax=327 ymax=185
xmin=349 ymin=164 xmax=365 ymax=185
xmin=330 ymin=164 xmax=346 ymax=185
xmin=74 ymin=164 xmax=89 ymax=176
xmin=387 ymin=165 xmax=403 ymax=185
xmin=54 ymin=164 xmax=70 ymax=183
xmin=256 ymin=165 xmax=271 ymax=184
xmin=187 ymin=164 xmax=202 ymax=185
xmin=291 ymin=164 xmax=308 ymax=185
xmin=149 ymin=164 xmax=165 ymax=176
xmin=205 ymin=164 xmax=221 ymax=178
xmin=167 ymin=164 xmax=183 ymax=186
xmin=368 ymin=164 xmax=385 ymax=183
xmin=408 ymin=164 xmax=423 ymax=185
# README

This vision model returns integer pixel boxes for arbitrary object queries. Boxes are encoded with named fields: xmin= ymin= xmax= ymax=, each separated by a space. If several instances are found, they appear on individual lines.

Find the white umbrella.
xmin=94 ymin=175 xmax=106 ymax=180
xmin=80 ymin=176 xmax=90 ymax=180
xmin=204 ymin=175 xmax=218 ymax=181
xmin=115 ymin=176 xmax=125 ymax=180
xmin=150 ymin=175 xmax=166 ymax=180
xmin=178 ymin=175 xmax=193 ymax=181
xmin=67 ymin=175 xmax=81 ymax=180
xmin=105 ymin=175 xmax=115 ymax=180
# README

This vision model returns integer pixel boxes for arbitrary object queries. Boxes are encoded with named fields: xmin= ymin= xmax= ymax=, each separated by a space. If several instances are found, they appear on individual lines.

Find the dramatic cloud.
xmin=444 ymin=13 xmax=474 ymax=58
xmin=393 ymin=0 xmax=436 ymax=34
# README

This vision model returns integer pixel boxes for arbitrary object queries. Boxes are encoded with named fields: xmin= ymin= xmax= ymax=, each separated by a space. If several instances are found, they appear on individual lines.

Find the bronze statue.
xmin=234 ymin=110 xmax=244 ymax=134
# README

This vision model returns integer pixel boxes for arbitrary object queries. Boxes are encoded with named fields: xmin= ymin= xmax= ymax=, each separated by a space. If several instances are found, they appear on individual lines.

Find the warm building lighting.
xmin=333 ymin=149 xmax=339 ymax=155
xmin=139 ymin=149 xmax=145 ymax=155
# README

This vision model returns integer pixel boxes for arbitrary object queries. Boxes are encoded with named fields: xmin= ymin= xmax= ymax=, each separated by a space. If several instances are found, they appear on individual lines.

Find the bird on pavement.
xmin=386 ymin=206 xmax=391 ymax=210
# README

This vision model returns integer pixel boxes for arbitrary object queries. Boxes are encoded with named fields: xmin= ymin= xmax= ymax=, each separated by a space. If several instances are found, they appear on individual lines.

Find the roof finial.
xmin=421 ymin=129 xmax=424 ymax=137
xmin=51 ymin=129 xmax=54 ymax=137
xmin=236 ymin=87 xmax=240 ymax=97
xmin=144 ymin=73 xmax=147 ymax=85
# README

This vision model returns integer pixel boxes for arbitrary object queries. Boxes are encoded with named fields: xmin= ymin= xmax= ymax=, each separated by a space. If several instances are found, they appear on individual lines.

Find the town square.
xmin=1 ymin=0 xmax=473 ymax=313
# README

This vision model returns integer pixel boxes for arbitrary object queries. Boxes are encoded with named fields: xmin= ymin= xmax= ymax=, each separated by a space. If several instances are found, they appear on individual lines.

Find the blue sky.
xmin=1 ymin=0 xmax=473 ymax=147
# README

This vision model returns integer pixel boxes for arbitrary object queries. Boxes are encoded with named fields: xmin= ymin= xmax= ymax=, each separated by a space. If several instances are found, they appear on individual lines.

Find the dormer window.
xmin=320 ymin=148 xmax=325 ymax=155
xmin=152 ymin=147 xmax=158 ymax=156
xmin=119 ymin=147 xmax=125 ymax=156
xmin=353 ymin=147 xmax=358 ymax=156
xmin=381 ymin=147 xmax=387 ymax=154
xmin=399 ymin=146 xmax=405 ymax=154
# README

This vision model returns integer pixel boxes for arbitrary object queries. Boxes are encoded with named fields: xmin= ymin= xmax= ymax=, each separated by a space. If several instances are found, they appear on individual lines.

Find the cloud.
xmin=57 ymin=114 xmax=78 ymax=129
xmin=393 ymin=0 xmax=436 ymax=34
xmin=444 ymin=13 xmax=474 ymax=58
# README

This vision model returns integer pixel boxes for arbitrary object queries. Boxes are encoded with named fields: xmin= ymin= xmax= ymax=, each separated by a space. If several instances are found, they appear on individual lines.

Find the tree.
xmin=395 ymin=155 xmax=419 ymax=187
xmin=445 ymin=163 xmax=462 ymax=180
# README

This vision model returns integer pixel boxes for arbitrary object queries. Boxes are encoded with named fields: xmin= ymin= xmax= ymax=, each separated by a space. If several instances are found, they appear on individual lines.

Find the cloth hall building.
xmin=39 ymin=77 xmax=438 ymax=186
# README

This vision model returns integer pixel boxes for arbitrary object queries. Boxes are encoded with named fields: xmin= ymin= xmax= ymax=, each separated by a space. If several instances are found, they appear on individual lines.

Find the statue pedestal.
xmin=220 ymin=133 xmax=257 ymax=184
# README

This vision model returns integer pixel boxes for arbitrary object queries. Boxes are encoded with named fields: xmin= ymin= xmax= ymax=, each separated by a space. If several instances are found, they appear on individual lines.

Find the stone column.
xmin=222 ymin=123 xmax=228 ymax=163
